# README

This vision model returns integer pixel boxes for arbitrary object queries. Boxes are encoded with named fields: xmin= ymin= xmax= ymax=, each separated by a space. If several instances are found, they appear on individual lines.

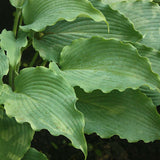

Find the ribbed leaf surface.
xmin=21 ymin=0 xmax=107 ymax=32
xmin=0 ymin=30 xmax=28 ymax=68
xmin=0 ymin=50 xmax=9 ymax=84
xmin=111 ymin=0 xmax=160 ymax=50
xmin=33 ymin=4 xmax=141 ymax=62
xmin=0 ymin=108 xmax=34 ymax=160
xmin=59 ymin=37 xmax=160 ymax=93
xmin=132 ymin=43 xmax=160 ymax=76
xmin=102 ymin=0 xmax=151 ymax=4
xmin=2 ymin=67 xmax=87 ymax=157
xmin=76 ymin=88 xmax=160 ymax=142
xmin=22 ymin=148 xmax=48 ymax=160
xmin=140 ymin=86 xmax=160 ymax=106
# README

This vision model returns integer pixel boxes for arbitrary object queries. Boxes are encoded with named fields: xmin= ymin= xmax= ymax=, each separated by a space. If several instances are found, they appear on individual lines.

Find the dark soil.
xmin=31 ymin=130 xmax=160 ymax=160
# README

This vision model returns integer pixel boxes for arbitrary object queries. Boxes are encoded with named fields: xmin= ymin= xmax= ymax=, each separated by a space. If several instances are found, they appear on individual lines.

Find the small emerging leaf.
xmin=0 ymin=30 xmax=28 ymax=68
xmin=0 ymin=50 xmax=9 ymax=84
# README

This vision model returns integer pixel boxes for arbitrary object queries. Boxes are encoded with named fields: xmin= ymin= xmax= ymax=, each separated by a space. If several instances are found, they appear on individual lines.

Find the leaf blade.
xmin=59 ymin=37 xmax=160 ymax=93
xmin=0 ymin=108 xmax=34 ymax=160
xmin=21 ymin=0 xmax=107 ymax=32
xmin=2 ymin=67 xmax=87 ymax=157
xmin=33 ymin=4 xmax=142 ymax=62
xmin=22 ymin=148 xmax=48 ymax=160
xmin=76 ymin=88 xmax=160 ymax=142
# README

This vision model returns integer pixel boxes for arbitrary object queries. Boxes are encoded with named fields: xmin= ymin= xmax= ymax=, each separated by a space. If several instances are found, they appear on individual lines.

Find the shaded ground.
xmin=32 ymin=130 xmax=160 ymax=160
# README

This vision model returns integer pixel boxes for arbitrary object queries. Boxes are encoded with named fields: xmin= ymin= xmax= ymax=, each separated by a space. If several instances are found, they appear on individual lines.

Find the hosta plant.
xmin=1 ymin=0 xmax=160 ymax=159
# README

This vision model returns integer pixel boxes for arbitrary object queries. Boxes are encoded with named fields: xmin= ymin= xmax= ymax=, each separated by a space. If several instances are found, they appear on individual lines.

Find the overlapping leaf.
xmin=2 ymin=67 xmax=87 ymax=157
xmin=110 ymin=0 xmax=160 ymax=50
xmin=59 ymin=37 xmax=160 ymax=93
xmin=0 ymin=30 xmax=28 ymax=68
xmin=76 ymin=87 xmax=160 ymax=142
xmin=140 ymin=86 xmax=160 ymax=106
xmin=21 ymin=0 xmax=107 ymax=32
xmin=102 ymin=0 xmax=152 ymax=5
xmin=132 ymin=43 xmax=160 ymax=76
xmin=0 ymin=108 xmax=34 ymax=160
xmin=33 ymin=3 xmax=141 ymax=62
xmin=22 ymin=148 xmax=48 ymax=160
xmin=0 ymin=50 xmax=9 ymax=84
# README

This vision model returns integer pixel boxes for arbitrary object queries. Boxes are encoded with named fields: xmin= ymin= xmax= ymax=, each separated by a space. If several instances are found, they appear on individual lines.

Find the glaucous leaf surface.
xmin=0 ymin=50 xmax=9 ymax=84
xmin=21 ymin=0 xmax=107 ymax=32
xmin=0 ymin=30 xmax=28 ymax=68
xmin=33 ymin=4 xmax=141 ymax=62
xmin=9 ymin=0 xmax=27 ymax=8
xmin=22 ymin=148 xmax=48 ymax=160
xmin=0 ymin=108 xmax=34 ymax=160
xmin=110 ymin=0 xmax=160 ymax=50
xmin=2 ymin=67 xmax=87 ymax=157
xmin=59 ymin=37 xmax=160 ymax=93
xmin=76 ymin=88 xmax=160 ymax=142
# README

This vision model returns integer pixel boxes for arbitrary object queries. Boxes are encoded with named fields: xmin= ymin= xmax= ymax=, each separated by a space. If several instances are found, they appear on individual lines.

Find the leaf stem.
xmin=41 ymin=60 xmax=47 ymax=66
xmin=9 ymin=67 xmax=15 ymax=90
xmin=29 ymin=52 xmax=39 ymax=67
xmin=13 ymin=8 xmax=22 ymax=38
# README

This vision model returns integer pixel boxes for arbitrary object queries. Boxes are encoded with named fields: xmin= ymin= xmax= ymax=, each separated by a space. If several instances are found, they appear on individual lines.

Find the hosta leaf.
xmin=140 ymin=86 xmax=160 ymax=106
xmin=22 ymin=148 xmax=48 ymax=160
xmin=21 ymin=0 xmax=107 ymax=32
xmin=59 ymin=37 xmax=160 ymax=93
xmin=102 ymin=0 xmax=152 ymax=4
xmin=154 ymin=0 xmax=160 ymax=3
xmin=132 ymin=43 xmax=160 ymax=76
xmin=0 ymin=30 xmax=28 ymax=68
xmin=0 ymin=108 xmax=34 ymax=160
xmin=9 ymin=0 xmax=27 ymax=8
xmin=0 ymin=50 xmax=9 ymax=84
xmin=2 ymin=67 xmax=87 ymax=157
xmin=76 ymin=87 xmax=160 ymax=142
xmin=110 ymin=0 xmax=160 ymax=50
xmin=33 ymin=4 xmax=141 ymax=62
